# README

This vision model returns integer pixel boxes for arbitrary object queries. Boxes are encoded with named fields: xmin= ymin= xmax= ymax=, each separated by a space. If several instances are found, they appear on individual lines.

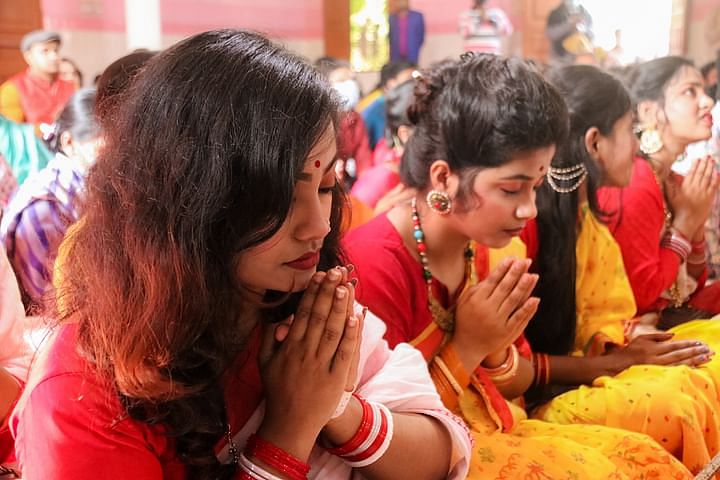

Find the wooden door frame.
xmin=323 ymin=0 xmax=350 ymax=59
xmin=0 ymin=0 xmax=43 ymax=83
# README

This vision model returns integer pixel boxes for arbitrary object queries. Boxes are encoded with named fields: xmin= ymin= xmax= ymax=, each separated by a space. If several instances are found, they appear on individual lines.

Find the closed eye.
xmin=319 ymin=181 xmax=337 ymax=195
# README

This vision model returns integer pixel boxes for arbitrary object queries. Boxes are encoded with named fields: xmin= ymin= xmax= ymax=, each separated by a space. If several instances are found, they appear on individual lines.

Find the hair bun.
xmin=406 ymin=60 xmax=458 ymax=126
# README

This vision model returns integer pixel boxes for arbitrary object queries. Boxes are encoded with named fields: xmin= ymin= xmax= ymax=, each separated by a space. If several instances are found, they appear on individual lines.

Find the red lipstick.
xmin=285 ymin=251 xmax=320 ymax=270
xmin=702 ymin=113 xmax=713 ymax=127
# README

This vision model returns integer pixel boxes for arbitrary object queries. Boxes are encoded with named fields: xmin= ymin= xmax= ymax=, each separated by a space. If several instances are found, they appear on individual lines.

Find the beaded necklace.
xmin=410 ymin=198 xmax=476 ymax=333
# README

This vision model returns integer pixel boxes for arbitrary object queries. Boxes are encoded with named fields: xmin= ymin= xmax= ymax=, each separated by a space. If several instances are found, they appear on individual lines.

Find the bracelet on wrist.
xmin=687 ymin=256 xmax=707 ymax=266
xmin=691 ymin=239 xmax=706 ymax=254
xmin=325 ymin=395 xmax=394 ymax=468
xmin=531 ymin=352 xmax=550 ymax=387
xmin=661 ymin=228 xmax=691 ymax=262
xmin=481 ymin=345 xmax=519 ymax=384
xmin=240 ymin=434 xmax=311 ymax=480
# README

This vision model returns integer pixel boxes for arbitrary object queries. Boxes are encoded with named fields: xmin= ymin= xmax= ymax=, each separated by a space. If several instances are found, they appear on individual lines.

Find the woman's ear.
xmin=397 ymin=125 xmax=413 ymax=145
xmin=428 ymin=160 xmax=458 ymax=196
xmin=636 ymin=100 xmax=659 ymax=127
xmin=59 ymin=131 xmax=74 ymax=156
xmin=584 ymin=126 xmax=601 ymax=161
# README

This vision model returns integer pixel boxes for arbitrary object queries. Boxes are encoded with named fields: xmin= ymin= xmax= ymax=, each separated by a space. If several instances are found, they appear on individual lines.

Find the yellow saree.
xmin=419 ymin=239 xmax=691 ymax=479
xmin=532 ymin=207 xmax=720 ymax=475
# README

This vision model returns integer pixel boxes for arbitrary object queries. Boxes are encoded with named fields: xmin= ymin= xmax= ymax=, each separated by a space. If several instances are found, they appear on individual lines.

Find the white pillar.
xmin=124 ymin=0 xmax=162 ymax=51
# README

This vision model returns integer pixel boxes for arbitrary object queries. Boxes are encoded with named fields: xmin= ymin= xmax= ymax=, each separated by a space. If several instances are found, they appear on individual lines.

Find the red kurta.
xmin=1 ymin=70 xmax=75 ymax=125
xmin=11 ymin=323 xmax=262 ymax=479
xmin=597 ymin=158 xmax=718 ymax=314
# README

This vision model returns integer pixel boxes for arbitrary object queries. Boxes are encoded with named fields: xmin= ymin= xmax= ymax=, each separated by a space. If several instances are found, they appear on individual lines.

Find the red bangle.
xmin=532 ymin=352 xmax=550 ymax=387
xmin=245 ymin=434 xmax=310 ymax=480
xmin=343 ymin=404 xmax=389 ymax=463
xmin=326 ymin=394 xmax=372 ymax=456
xmin=692 ymin=239 xmax=706 ymax=253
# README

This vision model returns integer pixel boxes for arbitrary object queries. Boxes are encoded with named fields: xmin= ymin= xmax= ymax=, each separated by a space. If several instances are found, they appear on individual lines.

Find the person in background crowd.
xmin=1 ymin=89 xmax=100 ymax=310
xmin=0 ymin=115 xmax=52 ymax=187
xmin=352 ymin=79 xmax=415 ymax=211
xmin=546 ymin=0 xmax=594 ymax=65
xmin=458 ymin=0 xmax=514 ymax=55
xmin=59 ymin=57 xmax=83 ymax=90
xmin=11 ymin=29 xmax=473 ymax=480
xmin=0 ymin=30 xmax=76 ymax=127
xmin=361 ymin=61 xmax=416 ymax=151
xmin=315 ymin=57 xmax=372 ymax=183
xmin=389 ymin=0 xmax=425 ymax=64
xmin=93 ymin=50 xmax=157 ymax=121
xmin=701 ymin=60 xmax=717 ymax=100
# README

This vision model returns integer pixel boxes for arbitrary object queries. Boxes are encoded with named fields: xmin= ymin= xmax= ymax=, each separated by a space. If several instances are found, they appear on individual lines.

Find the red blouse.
xmin=597 ymin=158 xmax=707 ymax=313
xmin=11 ymin=323 xmax=262 ymax=479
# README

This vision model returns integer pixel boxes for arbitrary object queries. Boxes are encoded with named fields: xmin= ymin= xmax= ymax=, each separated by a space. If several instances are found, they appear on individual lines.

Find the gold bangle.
xmin=433 ymin=356 xmax=464 ymax=396
xmin=438 ymin=343 xmax=471 ymax=388
xmin=483 ymin=345 xmax=519 ymax=384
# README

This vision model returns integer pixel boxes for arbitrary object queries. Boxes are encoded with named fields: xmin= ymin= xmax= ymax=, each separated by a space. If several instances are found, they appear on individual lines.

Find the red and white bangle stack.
xmin=326 ymin=394 xmax=395 ymax=468
xmin=661 ymin=228 xmax=692 ymax=262
xmin=239 ymin=434 xmax=311 ymax=480
xmin=688 ymin=239 xmax=708 ymax=266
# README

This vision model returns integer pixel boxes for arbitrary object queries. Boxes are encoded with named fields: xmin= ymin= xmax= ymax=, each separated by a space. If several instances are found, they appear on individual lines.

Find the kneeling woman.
xmin=344 ymin=54 xmax=692 ymax=479
xmin=11 ymin=30 xmax=472 ymax=479
xmin=524 ymin=64 xmax=720 ymax=475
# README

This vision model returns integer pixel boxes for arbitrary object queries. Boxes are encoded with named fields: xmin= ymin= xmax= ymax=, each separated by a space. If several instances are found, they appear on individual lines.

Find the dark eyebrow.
xmin=677 ymin=81 xmax=704 ymax=89
xmin=499 ymin=174 xmax=536 ymax=181
xmin=296 ymin=158 xmax=336 ymax=182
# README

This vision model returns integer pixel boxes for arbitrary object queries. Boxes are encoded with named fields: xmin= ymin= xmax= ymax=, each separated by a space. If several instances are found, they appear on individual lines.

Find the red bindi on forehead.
xmin=539 ymin=166 xmax=545 ymax=172
xmin=314 ymin=160 xmax=321 ymax=168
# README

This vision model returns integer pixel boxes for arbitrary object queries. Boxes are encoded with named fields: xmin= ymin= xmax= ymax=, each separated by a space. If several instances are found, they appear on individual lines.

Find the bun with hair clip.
xmin=407 ymin=60 xmax=460 ymax=126
xmin=40 ymin=122 xmax=61 ymax=151
xmin=40 ymin=123 xmax=57 ymax=142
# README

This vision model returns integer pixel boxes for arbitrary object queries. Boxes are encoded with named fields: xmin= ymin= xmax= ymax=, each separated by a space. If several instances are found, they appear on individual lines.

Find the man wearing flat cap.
xmin=0 ymin=30 xmax=76 ymax=127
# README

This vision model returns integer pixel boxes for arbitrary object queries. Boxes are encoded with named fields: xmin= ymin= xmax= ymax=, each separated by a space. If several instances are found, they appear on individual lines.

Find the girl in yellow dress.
xmin=525 ymin=63 xmax=720 ymax=476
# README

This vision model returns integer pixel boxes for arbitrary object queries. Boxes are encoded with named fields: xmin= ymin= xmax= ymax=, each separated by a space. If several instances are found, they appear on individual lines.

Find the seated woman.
xmin=522 ymin=64 xmax=720 ymax=475
xmin=598 ymin=56 xmax=720 ymax=324
xmin=11 ymin=30 xmax=472 ymax=480
xmin=1 ymin=88 xmax=100 ymax=310
xmin=344 ymin=53 xmax=692 ymax=479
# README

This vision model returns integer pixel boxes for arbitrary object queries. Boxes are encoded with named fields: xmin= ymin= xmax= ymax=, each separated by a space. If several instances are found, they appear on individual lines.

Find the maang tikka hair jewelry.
xmin=426 ymin=190 xmax=452 ymax=215
xmin=547 ymin=163 xmax=588 ymax=193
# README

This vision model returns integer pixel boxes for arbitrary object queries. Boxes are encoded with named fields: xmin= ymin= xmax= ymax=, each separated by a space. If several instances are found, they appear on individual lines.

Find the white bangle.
xmin=344 ymin=401 xmax=383 ymax=458
xmin=239 ymin=452 xmax=286 ymax=480
xmin=344 ymin=403 xmax=395 ymax=468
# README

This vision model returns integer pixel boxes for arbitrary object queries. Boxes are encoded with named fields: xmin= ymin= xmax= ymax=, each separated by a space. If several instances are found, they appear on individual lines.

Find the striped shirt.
xmin=1 ymin=153 xmax=85 ymax=307
xmin=458 ymin=8 xmax=513 ymax=55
